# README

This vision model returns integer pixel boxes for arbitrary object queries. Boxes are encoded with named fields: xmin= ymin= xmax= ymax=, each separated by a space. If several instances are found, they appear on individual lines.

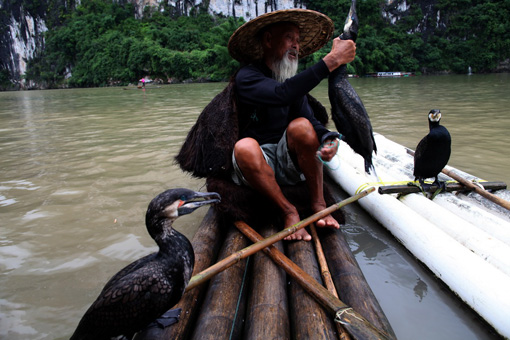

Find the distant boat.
xmin=366 ymin=72 xmax=415 ymax=78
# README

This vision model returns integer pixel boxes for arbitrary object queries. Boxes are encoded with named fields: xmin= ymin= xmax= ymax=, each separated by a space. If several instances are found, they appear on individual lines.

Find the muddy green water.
xmin=1 ymin=73 xmax=508 ymax=339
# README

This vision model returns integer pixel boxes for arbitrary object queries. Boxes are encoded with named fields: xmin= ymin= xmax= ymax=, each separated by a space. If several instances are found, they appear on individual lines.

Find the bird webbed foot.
xmin=410 ymin=178 xmax=446 ymax=199
xmin=409 ymin=179 xmax=429 ymax=196
xmin=429 ymin=178 xmax=447 ymax=200
xmin=134 ymin=308 xmax=182 ymax=338
xmin=155 ymin=308 xmax=182 ymax=328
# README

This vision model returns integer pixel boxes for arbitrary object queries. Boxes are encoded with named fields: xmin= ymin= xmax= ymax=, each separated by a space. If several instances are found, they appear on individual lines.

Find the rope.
xmin=335 ymin=307 xmax=363 ymax=325
xmin=229 ymin=256 xmax=251 ymax=340
xmin=317 ymin=138 xmax=341 ymax=170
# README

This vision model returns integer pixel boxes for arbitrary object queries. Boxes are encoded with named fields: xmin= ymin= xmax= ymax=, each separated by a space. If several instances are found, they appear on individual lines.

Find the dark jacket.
xmin=236 ymin=60 xmax=336 ymax=145
xmin=175 ymin=61 xmax=335 ymax=178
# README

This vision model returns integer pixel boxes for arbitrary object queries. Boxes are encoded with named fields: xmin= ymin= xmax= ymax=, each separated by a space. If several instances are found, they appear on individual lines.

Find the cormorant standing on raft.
xmin=413 ymin=109 xmax=451 ymax=193
xmin=71 ymin=189 xmax=220 ymax=340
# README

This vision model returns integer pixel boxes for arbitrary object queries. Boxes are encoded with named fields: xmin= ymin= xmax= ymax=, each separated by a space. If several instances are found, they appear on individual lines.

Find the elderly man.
xmin=227 ymin=9 xmax=356 ymax=241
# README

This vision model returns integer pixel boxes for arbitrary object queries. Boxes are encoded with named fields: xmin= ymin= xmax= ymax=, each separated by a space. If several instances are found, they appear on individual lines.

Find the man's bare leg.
xmin=234 ymin=138 xmax=311 ymax=241
xmin=287 ymin=118 xmax=340 ymax=230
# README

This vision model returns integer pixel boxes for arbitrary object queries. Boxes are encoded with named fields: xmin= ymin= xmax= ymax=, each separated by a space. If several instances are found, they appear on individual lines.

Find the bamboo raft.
xmin=134 ymin=194 xmax=397 ymax=340
xmin=326 ymin=133 xmax=510 ymax=339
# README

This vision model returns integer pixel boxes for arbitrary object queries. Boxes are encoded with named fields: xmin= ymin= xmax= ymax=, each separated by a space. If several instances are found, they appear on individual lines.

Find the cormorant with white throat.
xmin=414 ymin=109 xmax=451 ymax=192
xmin=71 ymin=189 xmax=220 ymax=340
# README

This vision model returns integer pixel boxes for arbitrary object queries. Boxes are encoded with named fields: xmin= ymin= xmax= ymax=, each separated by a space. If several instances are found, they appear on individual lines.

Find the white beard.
xmin=271 ymin=50 xmax=298 ymax=83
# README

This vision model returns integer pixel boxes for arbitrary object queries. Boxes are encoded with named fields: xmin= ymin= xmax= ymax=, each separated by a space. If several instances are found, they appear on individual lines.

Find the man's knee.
xmin=287 ymin=118 xmax=317 ymax=146
xmin=234 ymin=138 xmax=263 ymax=167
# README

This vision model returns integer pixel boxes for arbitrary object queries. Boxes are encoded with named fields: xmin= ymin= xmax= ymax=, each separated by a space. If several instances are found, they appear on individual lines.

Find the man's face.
xmin=264 ymin=23 xmax=300 ymax=82
xmin=269 ymin=23 xmax=300 ymax=62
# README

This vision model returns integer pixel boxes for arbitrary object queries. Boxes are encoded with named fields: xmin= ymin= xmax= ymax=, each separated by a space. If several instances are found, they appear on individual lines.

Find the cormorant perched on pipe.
xmin=71 ymin=189 xmax=220 ymax=340
xmin=413 ymin=109 xmax=451 ymax=192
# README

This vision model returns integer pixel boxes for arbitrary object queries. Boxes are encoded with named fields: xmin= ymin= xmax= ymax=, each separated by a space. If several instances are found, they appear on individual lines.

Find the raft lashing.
xmin=134 ymin=206 xmax=397 ymax=340
xmin=326 ymin=133 xmax=510 ymax=339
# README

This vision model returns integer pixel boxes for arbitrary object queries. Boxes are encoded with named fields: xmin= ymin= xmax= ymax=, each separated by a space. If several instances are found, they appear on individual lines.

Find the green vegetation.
xmin=26 ymin=0 xmax=242 ymax=87
xmin=305 ymin=0 xmax=510 ymax=75
xmin=25 ymin=0 xmax=510 ymax=87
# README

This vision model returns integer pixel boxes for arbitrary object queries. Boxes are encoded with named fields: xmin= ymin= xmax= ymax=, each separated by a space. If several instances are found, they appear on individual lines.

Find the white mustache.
xmin=286 ymin=48 xmax=298 ymax=57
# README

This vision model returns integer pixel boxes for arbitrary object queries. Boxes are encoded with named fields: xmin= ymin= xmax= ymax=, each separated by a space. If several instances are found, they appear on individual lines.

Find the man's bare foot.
xmin=284 ymin=227 xmax=312 ymax=241
xmin=315 ymin=214 xmax=340 ymax=229
xmin=313 ymin=203 xmax=340 ymax=229
xmin=282 ymin=210 xmax=312 ymax=241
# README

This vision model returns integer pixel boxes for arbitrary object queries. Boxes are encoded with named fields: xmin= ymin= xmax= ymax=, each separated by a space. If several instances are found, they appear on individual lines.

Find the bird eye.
xmin=180 ymin=195 xmax=186 ymax=201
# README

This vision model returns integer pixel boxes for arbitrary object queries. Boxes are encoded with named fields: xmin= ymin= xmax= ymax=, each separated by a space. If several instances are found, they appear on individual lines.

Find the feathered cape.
xmin=175 ymin=80 xmax=328 ymax=179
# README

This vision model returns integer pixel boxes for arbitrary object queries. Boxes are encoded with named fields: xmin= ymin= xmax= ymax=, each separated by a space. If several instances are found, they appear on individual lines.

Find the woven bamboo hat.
xmin=228 ymin=9 xmax=334 ymax=63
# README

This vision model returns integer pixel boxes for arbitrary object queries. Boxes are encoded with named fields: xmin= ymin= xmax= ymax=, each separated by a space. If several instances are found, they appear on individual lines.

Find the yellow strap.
xmin=355 ymin=181 xmax=410 ymax=194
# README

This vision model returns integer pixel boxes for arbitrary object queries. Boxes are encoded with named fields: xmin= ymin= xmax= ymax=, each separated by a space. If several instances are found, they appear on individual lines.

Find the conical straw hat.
xmin=228 ymin=9 xmax=334 ymax=63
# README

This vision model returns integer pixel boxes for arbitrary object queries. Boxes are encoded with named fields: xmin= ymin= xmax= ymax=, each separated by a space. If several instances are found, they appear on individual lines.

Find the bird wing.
xmin=413 ymin=136 xmax=429 ymax=177
xmin=75 ymin=260 xmax=179 ymax=338
xmin=99 ymin=253 xmax=157 ymax=294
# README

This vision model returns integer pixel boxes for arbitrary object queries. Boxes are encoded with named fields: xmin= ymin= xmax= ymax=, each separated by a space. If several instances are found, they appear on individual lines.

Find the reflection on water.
xmin=1 ymin=74 xmax=508 ymax=339
xmin=337 ymin=195 xmax=498 ymax=340
xmin=414 ymin=278 xmax=427 ymax=302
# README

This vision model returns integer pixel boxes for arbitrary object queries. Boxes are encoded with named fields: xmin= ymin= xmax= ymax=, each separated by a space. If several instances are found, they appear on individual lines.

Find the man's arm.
xmin=235 ymin=61 xmax=330 ymax=107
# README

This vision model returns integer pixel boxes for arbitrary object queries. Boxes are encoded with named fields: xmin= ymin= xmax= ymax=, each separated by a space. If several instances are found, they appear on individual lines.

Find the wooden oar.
xmin=441 ymin=168 xmax=510 ymax=210
xmin=406 ymin=148 xmax=510 ymax=210
xmin=234 ymin=221 xmax=393 ymax=340
xmin=310 ymin=224 xmax=351 ymax=340
xmin=185 ymin=187 xmax=375 ymax=291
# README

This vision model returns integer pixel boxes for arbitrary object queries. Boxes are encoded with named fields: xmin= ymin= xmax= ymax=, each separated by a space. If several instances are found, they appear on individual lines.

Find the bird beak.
xmin=177 ymin=191 xmax=221 ymax=216
xmin=429 ymin=109 xmax=441 ymax=122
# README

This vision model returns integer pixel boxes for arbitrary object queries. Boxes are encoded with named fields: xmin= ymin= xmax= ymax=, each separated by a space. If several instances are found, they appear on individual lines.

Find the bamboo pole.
xmin=185 ymin=187 xmax=375 ymax=291
xmin=310 ymin=224 xmax=352 ymax=340
xmin=235 ymin=221 xmax=393 ymax=340
xmin=441 ymin=168 xmax=510 ymax=211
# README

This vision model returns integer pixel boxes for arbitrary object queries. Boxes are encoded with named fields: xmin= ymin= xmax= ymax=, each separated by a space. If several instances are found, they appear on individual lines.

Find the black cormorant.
xmin=414 ymin=109 xmax=451 ymax=192
xmin=70 ymin=189 xmax=220 ymax=340
xmin=329 ymin=0 xmax=377 ymax=174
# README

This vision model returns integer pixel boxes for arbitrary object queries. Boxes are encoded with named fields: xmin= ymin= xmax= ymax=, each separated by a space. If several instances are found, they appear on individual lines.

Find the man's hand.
xmin=323 ymin=38 xmax=356 ymax=72
xmin=317 ymin=138 xmax=339 ymax=162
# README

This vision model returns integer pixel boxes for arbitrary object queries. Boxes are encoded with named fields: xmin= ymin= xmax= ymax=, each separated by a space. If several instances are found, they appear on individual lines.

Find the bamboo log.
xmin=134 ymin=207 xmax=225 ymax=340
xmin=185 ymin=188 xmax=375 ymax=291
xmin=235 ymin=221 xmax=394 ymax=340
xmin=286 ymin=236 xmax=338 ymax=339
xmin=243 ymin=224 xmax=290 ymax=340
xmin=190 ymin=226 xmax=249 ymax=340
xmin=378 ymin=181 xmax=506 ymax=195
xmin=318 ymin=227 xmax=396 ymax=339
xmin=310 ymin=224 xmax=352 ymax=340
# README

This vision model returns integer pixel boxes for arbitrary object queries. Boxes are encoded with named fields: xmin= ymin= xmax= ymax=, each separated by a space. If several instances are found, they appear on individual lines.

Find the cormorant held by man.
xmin=413 ymin=109 xmax=452 ymax=194
xmin=329 ymin=0 xmax=377 ymax=174
xmin=70 ymin=188 xmax=220 ymax=340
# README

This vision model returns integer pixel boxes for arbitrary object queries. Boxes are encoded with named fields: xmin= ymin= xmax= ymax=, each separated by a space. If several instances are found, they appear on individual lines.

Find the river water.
xmin=1 ymin=73 xmax=508 ymax=339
